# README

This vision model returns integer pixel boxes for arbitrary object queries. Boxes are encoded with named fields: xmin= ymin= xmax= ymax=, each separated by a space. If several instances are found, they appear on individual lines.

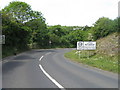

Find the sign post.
xmin=0 ymin=35 xmax=5 ymax=44
xmin=77 ymin=41 xmax=84 ymax=58
xmin=77 ymin=41 xmax=96 ymax=58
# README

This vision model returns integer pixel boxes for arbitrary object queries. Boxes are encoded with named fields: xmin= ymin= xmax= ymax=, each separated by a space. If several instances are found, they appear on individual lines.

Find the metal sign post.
xmin=0 ymin=35 xmax=5 ymax=44
xmin=77 ymin=42 xmax=84 ymax=59
xmin=88 ymin=51 xmax=90 ymax=58
xmin=77 ymin=41 xmax=96 ymax=59
xmin=79 ymin=51 xmax=80 ymax=59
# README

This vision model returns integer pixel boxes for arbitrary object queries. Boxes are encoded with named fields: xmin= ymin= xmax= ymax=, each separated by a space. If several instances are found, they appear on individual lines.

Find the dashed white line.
xmin=39 ymin=55 xmax=65 ymax=89
xmin=39 ymin=56 xmax=44 ymax=61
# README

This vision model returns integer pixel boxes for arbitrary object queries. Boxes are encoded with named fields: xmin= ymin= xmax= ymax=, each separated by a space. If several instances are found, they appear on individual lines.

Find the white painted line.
xmin=39 ymin=64 xmax=65 ymax=89
xmin=39 ymin=56 xmax=44 ymax=61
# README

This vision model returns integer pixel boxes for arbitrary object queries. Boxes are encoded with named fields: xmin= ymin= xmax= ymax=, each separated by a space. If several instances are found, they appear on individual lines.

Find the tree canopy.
xmin=1 ymin=1 xmax=119 ymax=57
xmin=2 ymin=1 xmax=45 ymax=23
xmin=93 ymin=17 xmax=118 ymax=40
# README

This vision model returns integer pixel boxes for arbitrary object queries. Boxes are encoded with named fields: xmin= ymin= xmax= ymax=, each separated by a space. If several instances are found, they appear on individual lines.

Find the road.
xmin=2 ymin=48 xmax=118 ymax=88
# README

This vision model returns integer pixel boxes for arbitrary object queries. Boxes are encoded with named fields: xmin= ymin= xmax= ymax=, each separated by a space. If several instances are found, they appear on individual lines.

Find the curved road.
xmin=2 ymin=48 xmax=118 ymax=88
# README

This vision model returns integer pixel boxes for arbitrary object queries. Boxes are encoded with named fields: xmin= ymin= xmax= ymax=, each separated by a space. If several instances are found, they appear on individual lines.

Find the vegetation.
xmin=2 ymin=1 xmax=47 ymax=57
xmin=92 ymin=17 xmax=118 ymax=40
xmin=65 ymin=32 xmax=119 ymax=73
xmin=1 ymin=1 xmax=119 ymax=60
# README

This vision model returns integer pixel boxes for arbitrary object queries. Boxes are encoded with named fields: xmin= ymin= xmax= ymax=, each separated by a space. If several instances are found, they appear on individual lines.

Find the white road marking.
xmin=39 ymin=64 xmax=65 ymax=89
xmin=39 ymin=55 xmax=65 ymax=89
xmin=39 ymin=56 xmax=44 ymax=61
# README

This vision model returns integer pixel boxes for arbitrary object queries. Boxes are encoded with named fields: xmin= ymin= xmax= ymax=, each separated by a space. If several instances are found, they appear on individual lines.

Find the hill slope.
xmin=96 ymin=32 xmax=119 ymax=56
xmin=65 ymin=32 xmax=119 ymax=73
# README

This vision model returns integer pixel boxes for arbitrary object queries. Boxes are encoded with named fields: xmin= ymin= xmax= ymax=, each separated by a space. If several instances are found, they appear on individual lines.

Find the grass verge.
xmin=64 ymin=50 xmax=118 ymax=73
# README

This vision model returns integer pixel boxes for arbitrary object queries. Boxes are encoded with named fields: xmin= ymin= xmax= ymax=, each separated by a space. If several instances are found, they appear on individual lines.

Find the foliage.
xmin=2 ymin=11 xmax=31 ymax=52
xmin=2 ymin=1 xmax=47 ymax=57
xmin=65 ymin=30 xmax=87 ymax=47
xmin=93 ymin=17 xmax=117 ymax=40
xmin=1 ymin=1 xmax=118 ymax=58
xmin=48 ymin=25 xmax=70 ymax=47
xmin=64 ymin=32 xmax=119 ymax=73
xmin=25 ymin=18 xmax=48 ymax=48
xmin=2 ymin=1 xmax=44 ymax=23
xmin=2 ymin=1 xmax=32 ymax=23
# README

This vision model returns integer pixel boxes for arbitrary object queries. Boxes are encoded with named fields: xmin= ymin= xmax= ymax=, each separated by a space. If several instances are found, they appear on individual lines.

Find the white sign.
xmin=77 ymin=41 xmax=84 ymax=50
xmin=77 ymin=41 xmax=96 ymax=50
xmin=0 ymin=35 xmax=5 ymax=44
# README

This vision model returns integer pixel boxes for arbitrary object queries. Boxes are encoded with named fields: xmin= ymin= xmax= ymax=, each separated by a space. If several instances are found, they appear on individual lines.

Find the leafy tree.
xmin=2 ymin=1 xmax=119 ymax=57
xmin=93 ymin=17 xmax=115 ymax=40
xmin=82 ymin=25 xmax=91 ymax=31
xmin=113 ymin=17 xmax=120 ymax=32
xmin=2 ymin=1 xmax=44 ymax=23
xmin=2 ymin=12 xmax=31 ymax=51
xmin=47 ymin=25 xmax=72 ymax=47
xmin=65 ymin=30 xmax=86 ymax=47
xmin=48 ymin=25 xmax=66 ymax=36
xmin=118 ymin=17 xmax=120 ymax=32
xmin=25 ymin=18 xmax=48 ymax=48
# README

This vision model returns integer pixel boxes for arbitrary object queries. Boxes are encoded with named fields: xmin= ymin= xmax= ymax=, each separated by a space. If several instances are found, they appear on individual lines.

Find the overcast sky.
xmin=0 ymin=0 xmax=119 ymax=26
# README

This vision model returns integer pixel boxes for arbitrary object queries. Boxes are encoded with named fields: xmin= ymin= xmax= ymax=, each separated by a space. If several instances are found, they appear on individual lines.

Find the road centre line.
xmin=39 ymin=56 xmax=44 ymax=61
xmin=39 ymin=55 xmax=65 ymax=89
xmin=39 ymin=65 xmax=65 ymax=89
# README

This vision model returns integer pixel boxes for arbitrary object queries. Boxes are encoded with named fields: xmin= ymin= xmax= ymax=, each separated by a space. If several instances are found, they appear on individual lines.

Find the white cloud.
xmin=0 ymin=0 xmax=119 ymax=26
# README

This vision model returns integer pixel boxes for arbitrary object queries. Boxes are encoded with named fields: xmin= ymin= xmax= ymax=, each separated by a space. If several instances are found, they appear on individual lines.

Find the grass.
xmin=64 ymin=33 xmax=119 ymax=73
xmin=64 ymin=50 xmax=118 ymax=73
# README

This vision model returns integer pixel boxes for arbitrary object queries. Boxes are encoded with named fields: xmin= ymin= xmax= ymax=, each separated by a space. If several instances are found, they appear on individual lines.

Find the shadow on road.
xmin=2 ymin=61 xmax=25 ymax=74
xmin=26 ymin=49 xmax=56 ymax=54
xmin=13 ymin=55 xmax=36 ymax=60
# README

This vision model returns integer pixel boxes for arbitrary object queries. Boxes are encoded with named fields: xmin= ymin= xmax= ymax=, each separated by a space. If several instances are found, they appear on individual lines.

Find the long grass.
xmin=64 ymin=50 xmax=118 ymax=73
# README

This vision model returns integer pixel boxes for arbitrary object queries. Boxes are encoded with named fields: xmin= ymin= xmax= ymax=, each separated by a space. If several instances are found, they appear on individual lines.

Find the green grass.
xmin=64 ymin=50 xmax=118 ymax=73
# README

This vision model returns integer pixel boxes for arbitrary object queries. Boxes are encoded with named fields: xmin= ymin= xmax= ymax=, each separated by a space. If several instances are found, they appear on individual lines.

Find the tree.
xmin=47 ymin=25 xmax=71 ymax=47
xmin=2 ymin=11 xmax=31 ymax=51
xmin=25 ymin=18 xmax=48 ymax=48
xmin=65 ymin=30 xmax=86 ymax=47
xmin=2 ymin=1 xmax=44 ymax=23
xmin=93 ymin=17 xmax=115 ymax=40
xmin=82 ymin=25 xmax=91 ymax=31
xmin=118 ymin=17 xmax=120 ymax=32
xmin=113 ymin=17 xmax=120 ymax=33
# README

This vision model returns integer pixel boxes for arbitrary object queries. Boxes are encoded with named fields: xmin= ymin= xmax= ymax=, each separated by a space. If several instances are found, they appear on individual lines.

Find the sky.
xmin=0 ymin=0 xmax=119 ymax=26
